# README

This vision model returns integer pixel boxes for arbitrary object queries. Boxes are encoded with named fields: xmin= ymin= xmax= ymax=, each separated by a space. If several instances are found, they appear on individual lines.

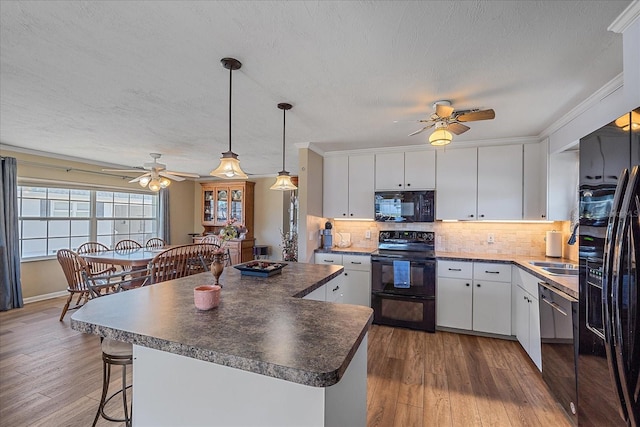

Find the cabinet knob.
xmin=465 ymin=283 xmax=470 ymax=287
xmin=480 ymin=214 xmax=485 ymax=218
xmin=350 ymin=213 xmax=354 ymax=216
xmin=477 ymin=284 xmax=481 ymax=287
xmin=342 ymin=213 xmax=346 ymax=216
xmin=469 ymin=214 xmax=474 ymax=218
xmin=541 ymin=214 xmax=546 ymax=218
xmin=398 ymin=184 xmax=402 ymax=187
xmin=407 ymin=183 xmax=411 ymax=187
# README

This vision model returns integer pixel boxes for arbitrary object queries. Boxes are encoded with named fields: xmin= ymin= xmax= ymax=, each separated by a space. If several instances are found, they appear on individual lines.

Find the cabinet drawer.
xmin=473 ymin=262 xmax=511 ymax=282
xmin=438 ymin=260 xmax=472 ymax=279
xmin=314 ymin=253 xmax=343 ymax=265
xmin=342 ymin=255 xmax=371 ymax=271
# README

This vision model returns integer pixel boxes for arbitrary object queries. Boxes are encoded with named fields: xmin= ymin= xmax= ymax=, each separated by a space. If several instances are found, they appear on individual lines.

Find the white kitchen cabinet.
xmin=323 ymin=154 xmax=374 ymax=219
xmin=375 ymin=151 xmax=435 ymax=190
xmin=477 ymin=145 xmax=523 ymax=220
xmin=523 ymin=142 xmax=547 ymax=220
xmin=437 ymin=260 xmax=511 ymax=336
xmin=472 ymin=262 xmax=512 ymax=335
xmin=436 ymin=147 xmax=478 ymax=220
xmin=512 ymin=267 xmax=542 ymax=371
xmin=342 ymin=255 xmax=371 ymax=307
xmin=314 ymin=253 xmax=371 ymax=306
xmin=304 ymin=283 xmax=327 ymax=302
xmin=436 ymin=145 xmax=524 ymax=220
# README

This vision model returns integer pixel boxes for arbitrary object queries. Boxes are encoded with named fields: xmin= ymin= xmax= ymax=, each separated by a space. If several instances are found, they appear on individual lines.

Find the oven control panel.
xmin=379 ymin=230 xmax=434 ymax=243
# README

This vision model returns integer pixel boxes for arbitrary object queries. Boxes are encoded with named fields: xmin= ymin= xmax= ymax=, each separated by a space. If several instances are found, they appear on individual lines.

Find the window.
xmin=18 ymin=186 xmax=159 ymax=260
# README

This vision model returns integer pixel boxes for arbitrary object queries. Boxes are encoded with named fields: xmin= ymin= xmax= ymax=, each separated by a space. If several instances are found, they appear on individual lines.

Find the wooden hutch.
xmin=194 ymin=181 xmax=255 ymax=265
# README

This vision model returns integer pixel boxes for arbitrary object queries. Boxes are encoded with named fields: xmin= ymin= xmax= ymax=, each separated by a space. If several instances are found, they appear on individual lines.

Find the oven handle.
xmin=540 ymin=294 xmax=568 ymax=316
xmin=371 ymin=291 xmax=430 ymax=301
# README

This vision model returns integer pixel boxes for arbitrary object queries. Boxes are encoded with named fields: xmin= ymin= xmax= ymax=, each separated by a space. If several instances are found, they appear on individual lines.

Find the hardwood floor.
xmin=0 ymin=297 xmax=572 ymax=426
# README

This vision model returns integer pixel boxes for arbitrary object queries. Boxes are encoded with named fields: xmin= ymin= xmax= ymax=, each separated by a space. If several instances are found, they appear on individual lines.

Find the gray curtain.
xmin=0 ymin=157 xmax=23 ymax=310
xmin=159 ymin=188 xmax=170 ymax=244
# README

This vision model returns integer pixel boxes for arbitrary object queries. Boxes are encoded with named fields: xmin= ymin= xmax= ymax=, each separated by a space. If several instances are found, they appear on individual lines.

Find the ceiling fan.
xmin=103 ymin=153 xmax=200 ymax=191
xmin=408 ymin=100 xmax=495 ymax=145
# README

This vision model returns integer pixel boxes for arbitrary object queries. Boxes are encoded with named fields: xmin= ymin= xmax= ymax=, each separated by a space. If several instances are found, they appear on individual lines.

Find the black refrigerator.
xmin=578 ymin=108 xmax=639 ymax=426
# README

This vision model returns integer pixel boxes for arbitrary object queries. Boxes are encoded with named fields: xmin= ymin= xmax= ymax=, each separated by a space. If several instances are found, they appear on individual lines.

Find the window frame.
xmin=18 ymin=183 xmax=160 ymax=261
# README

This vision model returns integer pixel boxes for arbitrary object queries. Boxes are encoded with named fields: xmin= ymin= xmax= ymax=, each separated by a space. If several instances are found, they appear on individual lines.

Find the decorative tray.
xmin=234 ymin=261 xmax=287 ymax=277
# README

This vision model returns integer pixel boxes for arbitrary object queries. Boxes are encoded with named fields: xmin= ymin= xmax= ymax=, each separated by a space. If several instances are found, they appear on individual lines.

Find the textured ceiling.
xmin=0 ymin=1 xmax=631 ymax=178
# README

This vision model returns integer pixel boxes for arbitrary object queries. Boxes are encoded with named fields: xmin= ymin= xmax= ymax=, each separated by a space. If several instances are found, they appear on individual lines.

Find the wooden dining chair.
xmin=114 ymin=239 xmax=143 ymax=250
xmin=56 ymin=249 xmax=94 ymax=321
xmin=149 ymin=244 xmax=220 ymax=284
xmin=201 ymin=235 xmax=232 ymax=266
xmin=77 ymin=242 xmax=116 ymax=276
xmin=145 ymin=237 xmax=166 ymax=249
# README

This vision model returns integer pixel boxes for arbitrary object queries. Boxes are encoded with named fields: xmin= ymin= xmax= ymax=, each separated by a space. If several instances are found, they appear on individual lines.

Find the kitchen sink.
xmin=541 ymin=267 xmax=579 ymax=276
xmin=529 ymin=261 xmax=578 ymax=269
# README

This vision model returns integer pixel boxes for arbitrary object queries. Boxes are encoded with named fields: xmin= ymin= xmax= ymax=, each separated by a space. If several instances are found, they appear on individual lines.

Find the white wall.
xmin=253 ymin=177 xmax=285 ymax=260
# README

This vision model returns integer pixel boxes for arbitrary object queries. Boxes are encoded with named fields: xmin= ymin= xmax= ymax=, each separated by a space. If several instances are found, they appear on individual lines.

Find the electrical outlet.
xmin=487 ymin=233 xmax=495 ymax=244
xmin=365 ymin=230 xmax=371 ymax=239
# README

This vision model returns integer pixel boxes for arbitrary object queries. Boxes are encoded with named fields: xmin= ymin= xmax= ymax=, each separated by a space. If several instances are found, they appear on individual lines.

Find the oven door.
xmin=371 ymin=257 xmax=436 ymax=297
xmin=371 ymin=292 xmax=435 ymax=332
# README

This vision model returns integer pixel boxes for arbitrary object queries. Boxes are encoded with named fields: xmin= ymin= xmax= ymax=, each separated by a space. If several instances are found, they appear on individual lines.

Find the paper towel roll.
xmin=546 ymin=231 xmax=563 ymax=258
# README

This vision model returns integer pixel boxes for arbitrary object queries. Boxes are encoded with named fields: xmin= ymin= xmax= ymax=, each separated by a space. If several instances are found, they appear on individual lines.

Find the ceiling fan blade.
xmin=164 ymin=170 xmax=200 ymax=178
xmin=408 ymin=125 xmax=433 ymax=137
xmin=448 ymin=122 xmax=471 ymax=135
xmin=129 ymin=172 xmax=152 ymax=183
xmin=457 ymin=109 xmax=495 ymax=122
xmin=103 ymin=168 xmax=145 ymax=173
xmin=159 ymin=172 xmax=185 ymax=181
xmin=435 ymin=104 xmax=454 ymax=118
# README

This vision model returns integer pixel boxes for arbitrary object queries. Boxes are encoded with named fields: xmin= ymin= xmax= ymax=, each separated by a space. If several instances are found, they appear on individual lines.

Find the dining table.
xmin=80 ymin=247 xmax=169 ymax=269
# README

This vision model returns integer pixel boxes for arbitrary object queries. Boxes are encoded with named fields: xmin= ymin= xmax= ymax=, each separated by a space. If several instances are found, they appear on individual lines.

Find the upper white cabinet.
xmin=436 ymin=145 xmax=523 ymax=220
xmin=375 ymin=151 xmax=436 ymax=190
xmin=477 ymin=145 xmax=523 ymax=220
xmin=436 ymin=147 xmax=478 ymax=220
xmin=324 ymin=154 xmax=374 ymax=219
xmin=523 ymin=139 xmax=578 ymax=221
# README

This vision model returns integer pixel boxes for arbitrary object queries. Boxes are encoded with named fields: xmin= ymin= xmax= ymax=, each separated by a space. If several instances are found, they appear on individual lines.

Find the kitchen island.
xmin=71 ymin=263 xmax=373 ymax=427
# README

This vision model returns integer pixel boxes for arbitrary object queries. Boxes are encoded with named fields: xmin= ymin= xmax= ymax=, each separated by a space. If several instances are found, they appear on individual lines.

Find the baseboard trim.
xmin=24 ymin=291 xmax=67 ymax=304
xmin=436 ymin=326 xmax=517 ymax=341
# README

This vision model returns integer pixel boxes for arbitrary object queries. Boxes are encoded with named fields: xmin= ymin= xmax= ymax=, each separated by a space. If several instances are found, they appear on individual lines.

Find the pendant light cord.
xmin=228 ymin=66 xmax=232 ymax=153
xmin=282 ymin=108 xmax=286 ymax=170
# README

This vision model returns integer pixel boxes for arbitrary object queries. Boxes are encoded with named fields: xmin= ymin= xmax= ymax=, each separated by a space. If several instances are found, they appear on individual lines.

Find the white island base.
xmin=132 ymin=334 xmax=367 ymax=427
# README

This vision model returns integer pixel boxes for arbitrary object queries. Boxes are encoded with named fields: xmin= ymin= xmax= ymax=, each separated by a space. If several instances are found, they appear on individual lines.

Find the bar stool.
xmin=94 ymin=338 xmax=133 ymax=427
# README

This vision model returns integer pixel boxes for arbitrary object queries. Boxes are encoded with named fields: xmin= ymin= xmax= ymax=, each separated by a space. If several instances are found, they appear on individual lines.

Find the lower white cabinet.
xmin=303 ymin=275 xmax=344 ymax=303
xmin=314 ymin=253 xmax=371 ymax=306
xmin=512 ymin=267 xmax=542 ymax=371
xmin=437 ymin=260 xmax=511 ymax=336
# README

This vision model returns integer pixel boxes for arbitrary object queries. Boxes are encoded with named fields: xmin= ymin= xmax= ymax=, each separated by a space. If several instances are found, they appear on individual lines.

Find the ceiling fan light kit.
xmin=210 ymin=57 xmax=248 ymax=180
xmin=270 ymin=102 xmax=297 ymax=191
xmin=408 ymin=100 xmax=495 ymax=146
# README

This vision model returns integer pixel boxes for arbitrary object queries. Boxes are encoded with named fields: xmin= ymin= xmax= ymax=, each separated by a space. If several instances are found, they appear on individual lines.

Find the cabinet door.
xmin=472 ymin=280 xmax=511 ymax=335
xmin=404 ymin=150 xmax=436 ymax=190
xmin=343 ymin=269 xmax=371 ymax=307
xmin=436 ymin=147 xmax=477 ymax=220
xmin=547 ymin=150 xmax=579 ymax=221
xmin=515 ymin=285 xmax=530 ymax=352
xmin=323 ymin=157 xmax=349 ymax=218
xmin=228 ymin=186 xmax=245 ymax=224
xmin=477 ymin=145 xmax=523 ymax=220
xmin=436 ymin=277 xmax=472 ymax=329
xmin=202 ymin=188 xmax=215 ymax=225
xmin=348 ymin=154 xmax=375 ymax=218
xmin=528 ymin=294 xmax=542 ymax=371
xmin=375 ymin=152 xmax=405 ymax=190
xmin=215 ymin=188 xmax=229 ymax=224
xmin=523 ymin=142 xmax=547 ymax=220
xmin=304 ymin=284 xmax=326 ymax=301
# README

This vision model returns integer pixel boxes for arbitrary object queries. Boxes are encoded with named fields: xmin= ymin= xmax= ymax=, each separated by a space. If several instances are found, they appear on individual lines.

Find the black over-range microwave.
xmin=374 ymin=191 xmax=435 ymax=223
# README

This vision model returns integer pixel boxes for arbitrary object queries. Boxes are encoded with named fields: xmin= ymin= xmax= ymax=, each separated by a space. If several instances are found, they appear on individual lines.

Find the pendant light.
xmin=270 ymin=103 xmax=298 ymax=191
xmin=429 ymin=122 xmax=453 ymax=146
xmin=210 ymin=57 xmax=248 ymax=179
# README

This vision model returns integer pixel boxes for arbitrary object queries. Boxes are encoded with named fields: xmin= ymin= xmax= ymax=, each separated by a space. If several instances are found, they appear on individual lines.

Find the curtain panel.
xmin=0 ymin=157 xmax=23 ymax=310
xmin=159 ymin=188 xmax=170 ymax=244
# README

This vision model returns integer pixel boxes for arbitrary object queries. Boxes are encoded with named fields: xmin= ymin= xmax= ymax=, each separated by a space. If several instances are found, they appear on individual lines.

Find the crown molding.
xmin=537 ymin=73 xmax=624 ymax=140
xmin=1 ymin=143 xmax=132 ymax=170
xmin=608 ymin=0 xmax=640 ymax=33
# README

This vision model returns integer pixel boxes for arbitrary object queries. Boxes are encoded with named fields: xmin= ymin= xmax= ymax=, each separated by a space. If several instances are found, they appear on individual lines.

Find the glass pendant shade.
xmin=159 ymin=177 xmax=171 ymax=188
xmin=211 ymin=57 xmax=248 ymax=179
xmin=148 ymin=178 xmax=162 ymax=192
xmin=139 ymin=176 xmax=151 ymax=187
xmin=210 ymin=151 xmax=248 ymax=179
xmin=429 ymin=128 xmax=453 ymax=146
xmin=270 ymin=171 xmax=297 ymax=191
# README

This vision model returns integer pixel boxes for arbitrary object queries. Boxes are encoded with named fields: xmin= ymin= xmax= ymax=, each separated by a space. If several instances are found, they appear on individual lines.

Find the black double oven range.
xmin=371 ymin=230 xmax=436 ymax=332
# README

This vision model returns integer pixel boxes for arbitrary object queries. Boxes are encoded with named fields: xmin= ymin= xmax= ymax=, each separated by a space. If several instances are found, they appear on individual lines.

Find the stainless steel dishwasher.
xmin=538 ymin=282 xmax=579 ymax=424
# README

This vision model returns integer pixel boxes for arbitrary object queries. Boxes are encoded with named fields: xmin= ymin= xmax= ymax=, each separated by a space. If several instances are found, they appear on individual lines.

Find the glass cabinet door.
xmin=203 ymin=190 xmax=214 ymax=223
xmin=230 ymin=188 xmax=244 ymax=223
xmin=216 ymin=190 xmax=228 ymax=223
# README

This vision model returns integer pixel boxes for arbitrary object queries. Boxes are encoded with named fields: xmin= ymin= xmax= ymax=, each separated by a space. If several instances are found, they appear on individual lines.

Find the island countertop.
xmin=71 ymin=262 xmax=373 ymax=388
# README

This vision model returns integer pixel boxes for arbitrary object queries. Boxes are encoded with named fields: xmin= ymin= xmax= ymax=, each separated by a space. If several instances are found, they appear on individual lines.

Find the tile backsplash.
xmin=330 ymin=220 xmax=577 ymax=260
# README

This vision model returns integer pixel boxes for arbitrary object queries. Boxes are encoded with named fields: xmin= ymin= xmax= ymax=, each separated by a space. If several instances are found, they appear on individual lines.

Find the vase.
xmin=210 ymin=253 xmax=225 ymax=286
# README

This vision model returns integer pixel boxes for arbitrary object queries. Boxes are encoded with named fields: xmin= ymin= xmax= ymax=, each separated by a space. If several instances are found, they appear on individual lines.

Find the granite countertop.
xmin=436 ymin=251 xmax=579 ymax=299
xmin=71 ymin=263 xmax=373 ymax=388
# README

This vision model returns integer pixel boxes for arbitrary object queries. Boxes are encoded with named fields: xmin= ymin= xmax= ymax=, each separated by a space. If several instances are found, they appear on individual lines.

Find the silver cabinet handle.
xmin=541 ymin=295 xmax=567 ymax=316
